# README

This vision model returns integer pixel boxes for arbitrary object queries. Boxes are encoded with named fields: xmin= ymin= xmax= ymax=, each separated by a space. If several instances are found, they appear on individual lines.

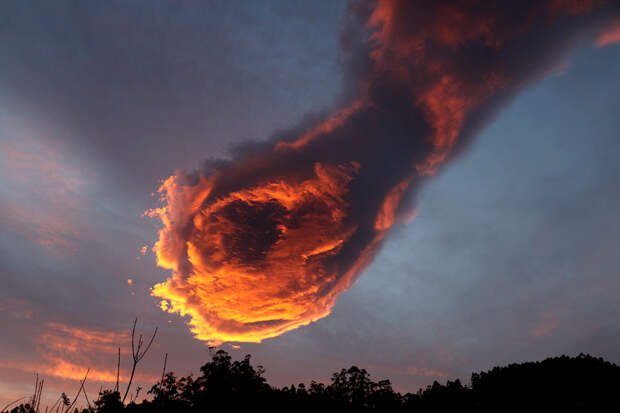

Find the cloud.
xmin=0 ymin=322 xmax=157 ymax=384
xmin=0 ymin=298 xmax=33 ymax=320
xmin=531 ymin=311 xmax=558 ymax=338
xmin=148 ymin=0 xmax=620 ymax=345
xmin=0 ymin=138 xmax=87 ymax=253
xmin=595 ymin=21 xmax=620 ymax=47
xmin=37 ymin=322 xmax=128 ymax=382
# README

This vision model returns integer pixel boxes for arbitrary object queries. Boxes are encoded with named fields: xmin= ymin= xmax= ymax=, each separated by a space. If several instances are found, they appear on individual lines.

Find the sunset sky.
xmin=1 ymin=0 xmax=620 ymax=407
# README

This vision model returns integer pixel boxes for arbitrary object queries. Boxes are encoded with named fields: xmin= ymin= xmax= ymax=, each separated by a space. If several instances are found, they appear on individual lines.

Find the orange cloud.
xmin=595 ymin=22 xmax=620 ymax=47
xmin=0 ymin=321 xmax=158 ymax=407
xmin=33 ymin=322 xmax=133 ymax=382
xmin=150 ymin=163 xmax=363 ymax=344
xmin=148 ymin=0 xmax=617 ymax=345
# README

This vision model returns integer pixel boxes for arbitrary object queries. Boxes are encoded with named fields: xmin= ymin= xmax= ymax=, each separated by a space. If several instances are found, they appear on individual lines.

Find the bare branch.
xmin=138 ymin=327 xmax=158 ymax=362
xmin=47 ymin=394 xmax=63 ymax=413
xmin=82 ymin=383 xmax=91 ymax=410
xmin=32 ymin=373 xmax=39 ymax=406
xmin=130 ymin=318 xmax=137 ymax=362
xmin=66 ymin=368 xmax=89 ymax=413
xmin=1 ymin=397 xmax=26 ymax=412
xmin=115 ymin=347 xmax=121 ymax=393
xmin=122 ymin=318 xmax=158 ymax=404
xmin=36 ymin=379 xmax=44 ymax=413
xmin=161 ymin=353 xmax=168 ymax=383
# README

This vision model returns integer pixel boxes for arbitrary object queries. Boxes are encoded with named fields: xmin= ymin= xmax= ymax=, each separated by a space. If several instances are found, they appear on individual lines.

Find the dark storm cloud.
xmin=148 ymin=0 xmax=620 ymax=344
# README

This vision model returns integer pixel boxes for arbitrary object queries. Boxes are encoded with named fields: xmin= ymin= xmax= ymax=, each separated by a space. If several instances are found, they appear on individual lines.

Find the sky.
xmin=1 ymin=0 xmax=620 ymax=407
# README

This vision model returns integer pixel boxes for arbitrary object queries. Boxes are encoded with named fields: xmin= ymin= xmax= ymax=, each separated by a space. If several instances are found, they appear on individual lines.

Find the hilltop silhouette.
xmin=4 ymin=352 xmax=620 ymax=412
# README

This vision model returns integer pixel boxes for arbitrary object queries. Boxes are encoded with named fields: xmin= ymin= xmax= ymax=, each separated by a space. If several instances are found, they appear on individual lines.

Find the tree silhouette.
xmin=4 ymin=352 xmax=620 ymax=412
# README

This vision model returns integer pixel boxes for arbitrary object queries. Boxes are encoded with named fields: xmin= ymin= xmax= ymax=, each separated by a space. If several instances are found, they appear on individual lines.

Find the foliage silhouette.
xmin=3 ymin=353 xmax=620 ymax=412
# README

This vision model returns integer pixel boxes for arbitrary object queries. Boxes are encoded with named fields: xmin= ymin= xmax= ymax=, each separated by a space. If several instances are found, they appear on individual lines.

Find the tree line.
xmin=3 ymin=352 xmax=620 ymax=412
